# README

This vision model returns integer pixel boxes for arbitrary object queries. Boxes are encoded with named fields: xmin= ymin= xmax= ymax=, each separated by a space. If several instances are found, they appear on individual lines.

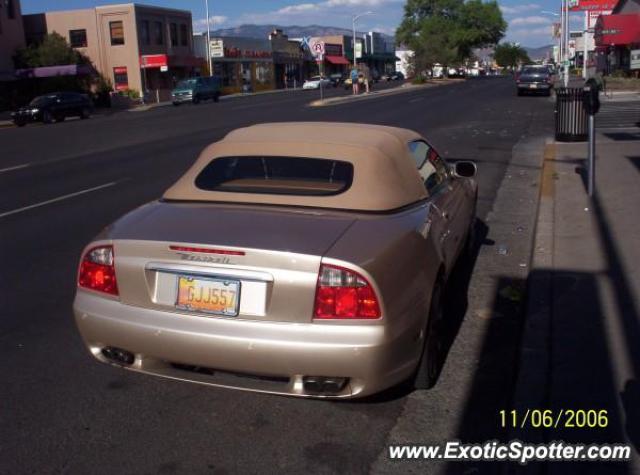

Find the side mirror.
xmin=452 ymin=161 xmax=477 ymax=178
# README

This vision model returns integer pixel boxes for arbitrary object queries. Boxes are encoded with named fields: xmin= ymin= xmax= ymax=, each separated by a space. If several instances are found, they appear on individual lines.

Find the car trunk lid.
xmin=108 ymin=201 xmax=356 ymax=324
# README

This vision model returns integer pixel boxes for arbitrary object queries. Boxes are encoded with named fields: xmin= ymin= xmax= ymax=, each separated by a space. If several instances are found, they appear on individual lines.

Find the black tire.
xmin=42 ymin=111 xmax=54 ymax=124
xmin=80 ymin=108 xmax=90 ymax=119
xmin=192 ymin=95 xmax=200 ymax=105
xmin=213 ymin=92 xmax=220 ymax=103
xmin=14 ymin=120 xmax=27 ymax=127
xmin=414 ymin=281 xmax=444 ymax=390
xmin=517 ymin=89 xmax=523 ymax=97
xmin=56 ymin=115 xmax=65 ymax=122
xmin=172 ymin=102 xmax=180 ymax=106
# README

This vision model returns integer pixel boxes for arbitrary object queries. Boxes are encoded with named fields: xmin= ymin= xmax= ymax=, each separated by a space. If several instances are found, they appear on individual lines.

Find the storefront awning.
xmin=141 ymin=54 xmax=203 ymax=69
xmin=325 ymin=55 xmax=350 ymax=65
xmin=595 ymin=13 xmax=640 ymax=46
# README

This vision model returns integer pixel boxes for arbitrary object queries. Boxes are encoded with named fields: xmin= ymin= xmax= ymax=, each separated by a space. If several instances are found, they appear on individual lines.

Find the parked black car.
xmin=516 ymin=66 xmax=553 ymax=96
xmin=12 ymin=92 xmax=93 ymax=127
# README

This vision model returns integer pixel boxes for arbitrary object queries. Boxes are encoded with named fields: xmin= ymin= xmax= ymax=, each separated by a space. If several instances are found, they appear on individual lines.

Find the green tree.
xmin=493 ymin=42 xmax=531 ymax=70
xmin=14 ymin=32 xmax=91 ymax=68
xmin=396 ymin=0 xmax=506 ymax=72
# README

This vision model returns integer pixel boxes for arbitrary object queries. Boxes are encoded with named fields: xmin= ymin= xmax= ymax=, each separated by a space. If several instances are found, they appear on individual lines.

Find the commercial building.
xmin=594 ymin=0 xmax=640 ymax=75
xmin=23 ymin=3 xmax=201 ymax=100
xmin=0 ymin=0 xmax=26 ymax=81
xmin=193 ymin=29 xmax=307 ymax=93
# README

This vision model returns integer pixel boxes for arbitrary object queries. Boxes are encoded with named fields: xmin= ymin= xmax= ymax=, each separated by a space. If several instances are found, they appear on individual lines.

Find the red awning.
xmin=595 ymin=13 xmax=640 ymax=46
xmin=325 ymin=55 xmax=350 ymax=65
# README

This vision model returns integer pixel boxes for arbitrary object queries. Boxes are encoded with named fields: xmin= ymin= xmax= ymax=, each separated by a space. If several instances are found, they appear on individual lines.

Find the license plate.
xmin=176 ymin=275 xmax=240 ymax=316
xmin=530 ymin=84 xmax=538 ymax=89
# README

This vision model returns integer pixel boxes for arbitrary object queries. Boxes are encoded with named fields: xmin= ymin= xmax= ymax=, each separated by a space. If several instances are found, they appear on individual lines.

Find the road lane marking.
xmin=0 ymin=163 xmax=30 ymax=173
xmin=0 ymin=181 xmax=120 ymax=219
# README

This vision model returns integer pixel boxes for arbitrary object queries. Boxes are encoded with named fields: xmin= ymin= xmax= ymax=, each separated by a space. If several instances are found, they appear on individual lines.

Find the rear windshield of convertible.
xmin=195 ymin=156 xmax=354 ymax=196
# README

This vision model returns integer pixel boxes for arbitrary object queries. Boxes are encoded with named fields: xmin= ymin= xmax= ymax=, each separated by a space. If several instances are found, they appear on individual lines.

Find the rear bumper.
xmin=73 ymin=290 xmax=417 ymax=398
xmin=171 ymin=94 xmax=193 ymax=103
xmin=517 ymin=83 xmax=551 ymax=90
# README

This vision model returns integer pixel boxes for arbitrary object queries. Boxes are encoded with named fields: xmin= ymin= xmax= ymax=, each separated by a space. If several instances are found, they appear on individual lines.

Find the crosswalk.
xmin=596 ymin=101 xmax=640 ymax=129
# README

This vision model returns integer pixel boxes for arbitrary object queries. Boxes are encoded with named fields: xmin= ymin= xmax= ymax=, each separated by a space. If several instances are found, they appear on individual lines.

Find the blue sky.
xmin=21 ymin=0 xmax=583 ymax=47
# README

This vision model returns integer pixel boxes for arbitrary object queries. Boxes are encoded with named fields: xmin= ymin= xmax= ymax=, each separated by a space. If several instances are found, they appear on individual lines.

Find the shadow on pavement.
xmin=443 ymin=182 xmax=640 ymax=474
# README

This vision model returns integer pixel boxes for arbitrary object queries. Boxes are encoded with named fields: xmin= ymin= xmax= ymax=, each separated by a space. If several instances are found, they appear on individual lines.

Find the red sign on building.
xmin=569 ymin=0 xmax=617 ymax=11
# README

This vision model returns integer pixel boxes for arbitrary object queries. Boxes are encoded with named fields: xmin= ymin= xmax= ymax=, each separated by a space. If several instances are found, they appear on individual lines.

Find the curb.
xmin=0 ymin=120 xmax=14 ymax=129
xmin=507 ymin=142 xmax=556 ymax=474
xmin=308 ymin=80 xmax=461 ymax=107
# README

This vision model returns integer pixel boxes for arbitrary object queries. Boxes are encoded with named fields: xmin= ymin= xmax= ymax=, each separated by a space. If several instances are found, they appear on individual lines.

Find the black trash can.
xmin=555 ymin=88 xmax=588 ymax=142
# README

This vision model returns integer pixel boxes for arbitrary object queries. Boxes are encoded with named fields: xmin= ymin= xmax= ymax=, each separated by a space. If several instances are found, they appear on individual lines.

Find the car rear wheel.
xmin=213 ymin=92 xmax=220 ymax=103
xmin=414 ymin=281 xmax=444 ymax=389
xmin=14 ymin=120 xmax=27 ymax=127
xmin=192 ymin=95 xmax=200 ymax=105
xmin=42 ymin=111 xmax=54 ymax=124
xmin=80 ymin=108 xmax=90 ymax=119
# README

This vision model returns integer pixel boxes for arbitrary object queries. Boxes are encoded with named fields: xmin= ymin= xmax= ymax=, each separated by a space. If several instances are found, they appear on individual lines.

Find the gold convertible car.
xmin=73 ymin=122 xmax=477 ymax=398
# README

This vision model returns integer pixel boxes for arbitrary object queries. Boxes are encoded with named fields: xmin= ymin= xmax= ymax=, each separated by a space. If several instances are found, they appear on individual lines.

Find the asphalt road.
xmin=0 ymin=77 xmax=553 ymax=474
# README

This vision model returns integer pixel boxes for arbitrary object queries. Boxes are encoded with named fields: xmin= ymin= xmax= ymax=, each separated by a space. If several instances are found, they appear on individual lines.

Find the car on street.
xmin=171 ymin=76 xmax=221 ymax=105
xmin=516 ymin=65 xmax=553 ymax=96
xmin=302 ymin=76 xmax=332 ymax=90
xmin=11 ymin=92 xmax=93 ymax=126
xmin=73 ymin=122 xmax=478 ymax=399
xmin=328 ymin=73 xmax=345 ymax=87
xmin=381 ymin=71 xmax=405 ymax=81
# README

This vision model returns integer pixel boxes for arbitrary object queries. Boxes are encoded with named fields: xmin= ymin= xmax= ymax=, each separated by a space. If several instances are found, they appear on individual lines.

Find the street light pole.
xmin=205 ymin=0 xmax=213 ymax=77
xmin=564 ymin=0 xmax=570 ymax=87
xmin=351 ymin=11 xmax=375 ymax=69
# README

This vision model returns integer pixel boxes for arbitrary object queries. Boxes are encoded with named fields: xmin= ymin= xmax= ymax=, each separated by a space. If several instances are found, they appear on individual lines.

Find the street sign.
xmin=210 ymin=39 xmax=224 ymax=58
xmin=311 ymin=40 xmax=325 ymax=58
xmin=355 ymin=42 xmax=363 ymax=59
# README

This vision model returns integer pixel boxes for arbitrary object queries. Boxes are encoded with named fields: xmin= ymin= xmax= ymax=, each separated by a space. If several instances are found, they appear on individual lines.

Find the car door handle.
xmin=442 ymin=211 xmax=450 ymax=221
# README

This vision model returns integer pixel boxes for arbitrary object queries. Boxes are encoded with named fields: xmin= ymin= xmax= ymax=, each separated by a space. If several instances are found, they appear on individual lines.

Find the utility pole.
xmin=205 ymin=0 xmax=213 ymax=76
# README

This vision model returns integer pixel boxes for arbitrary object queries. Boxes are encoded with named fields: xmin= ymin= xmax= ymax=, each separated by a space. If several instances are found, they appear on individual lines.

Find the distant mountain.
xmin=524 ymin=45 xmax=554 ymax=61
xmin=211 ymin=24 xmax=394 ymax=42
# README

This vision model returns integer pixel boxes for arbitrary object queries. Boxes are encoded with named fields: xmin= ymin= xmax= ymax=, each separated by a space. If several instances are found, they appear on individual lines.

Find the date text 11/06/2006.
xmin=499 ymin=409 xmax=608 ymax=429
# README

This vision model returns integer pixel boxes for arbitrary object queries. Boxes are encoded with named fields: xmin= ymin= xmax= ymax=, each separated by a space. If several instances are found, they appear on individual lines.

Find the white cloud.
xmin=238 ymin=0 xmax=402 ymax=27
xmin=500 ymin=3 xmax=541 ymax=15
xmin=193 ymin=15 xmax=229 ymax=32
xmin=510 ymin=15 xmax=552 ymax=26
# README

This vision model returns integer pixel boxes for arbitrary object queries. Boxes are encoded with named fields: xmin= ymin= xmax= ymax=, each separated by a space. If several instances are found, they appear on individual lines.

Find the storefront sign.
xmin=210 ymin=39 xmax=224 ymax=58
xmin=140 ymin=54 xmax=168 ymax=69
xmin=570 ymin=0 xmax=617 ymax=11
xmin=223 ymin=47 xmax=272 ymax=59
xmin=631 ymin=49 xmax=640 ymax=70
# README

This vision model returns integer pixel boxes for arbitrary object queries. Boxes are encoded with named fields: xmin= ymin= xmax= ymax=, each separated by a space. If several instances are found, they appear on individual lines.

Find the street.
xmin=0 ymin=77 xmax=555 ymax=474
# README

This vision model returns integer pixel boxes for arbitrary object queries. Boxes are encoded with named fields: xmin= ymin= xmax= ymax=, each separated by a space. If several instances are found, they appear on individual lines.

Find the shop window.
xmin=69 ymin=29 xmax=87 ymax=48
xmin=154 ymin=21 xmax=163 ymax=45
xmin=170 ymin=23 xmax=178 ymax=46
xmin=180 ymin=24 xmax=188 ymax=46
xmin=113 ymin=66 xmax=128 ymax=91
xmin=140 ymin=20 xmax=150 ymax=45
xmin=110 ymin=21 xmax=125 ymax=45
xmin=255 ymin=63 xmax=272 ymax=85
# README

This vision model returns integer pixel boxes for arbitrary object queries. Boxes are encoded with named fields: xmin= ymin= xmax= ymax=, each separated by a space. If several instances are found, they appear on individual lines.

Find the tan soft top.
xmin=163 ymin=122 xmax=428 ymax=211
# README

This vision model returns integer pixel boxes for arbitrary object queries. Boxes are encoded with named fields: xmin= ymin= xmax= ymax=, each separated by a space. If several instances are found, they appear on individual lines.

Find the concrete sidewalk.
xmin=513 ymin=132 xmax=640 ymax=473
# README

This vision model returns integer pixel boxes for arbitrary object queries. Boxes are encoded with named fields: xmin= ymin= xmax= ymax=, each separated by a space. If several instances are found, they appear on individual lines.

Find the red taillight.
xmin=313 ymin=264 xmax=380 ymax=319
xmin=78 ymin=245 xmax=118 ymax=296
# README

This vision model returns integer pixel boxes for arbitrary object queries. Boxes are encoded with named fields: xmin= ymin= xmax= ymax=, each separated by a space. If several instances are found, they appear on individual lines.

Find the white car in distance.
xmin=303 ymin=76 xmax=332 ymax=90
